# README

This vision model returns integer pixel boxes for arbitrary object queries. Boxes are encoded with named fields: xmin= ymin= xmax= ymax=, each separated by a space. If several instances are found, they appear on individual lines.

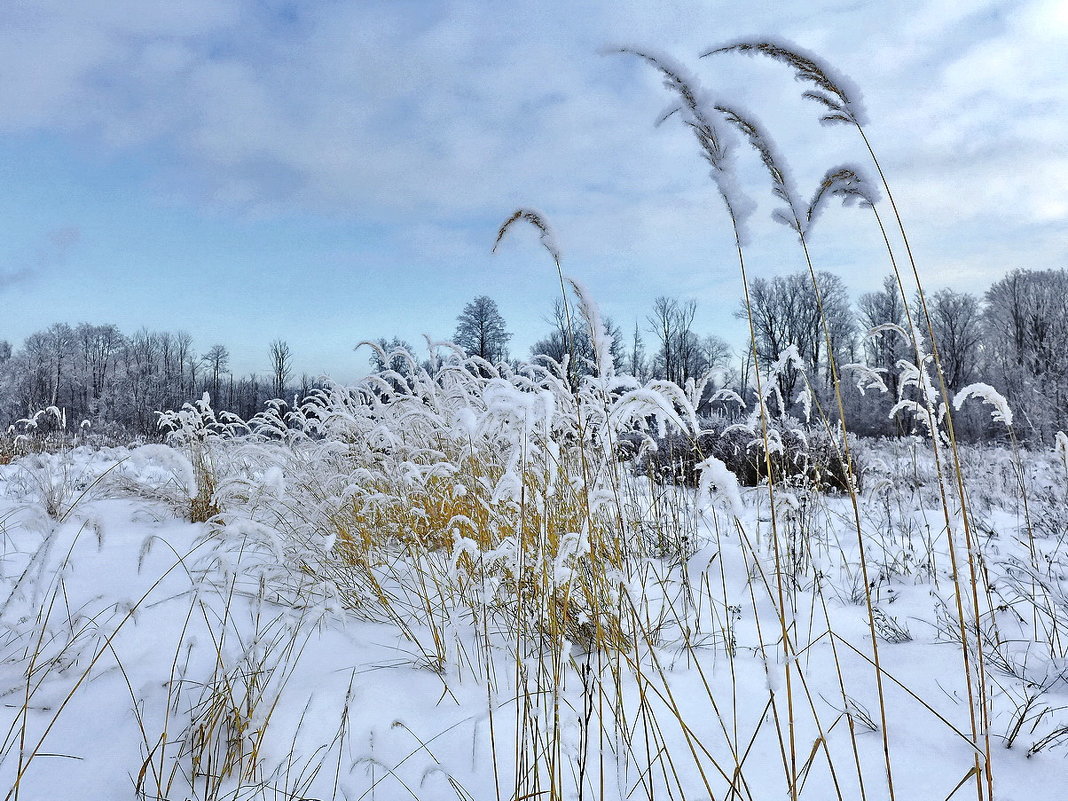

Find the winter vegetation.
xmin=3 ymin=35 xmax=1068 ymax=801
xmin=0 ymin=330 xmax=316 ymax=443
xmin=3 ymin=264 xmax=1066 ymax=447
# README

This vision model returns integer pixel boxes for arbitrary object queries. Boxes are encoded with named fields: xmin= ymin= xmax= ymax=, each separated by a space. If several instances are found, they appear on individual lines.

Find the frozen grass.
xmin=1 ymin=334 xmax=1067 ymax=800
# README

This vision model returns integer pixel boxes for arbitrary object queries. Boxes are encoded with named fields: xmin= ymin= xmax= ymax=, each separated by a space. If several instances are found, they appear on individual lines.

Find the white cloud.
xmin=0 ymin=0 xmax=1063 ymax=310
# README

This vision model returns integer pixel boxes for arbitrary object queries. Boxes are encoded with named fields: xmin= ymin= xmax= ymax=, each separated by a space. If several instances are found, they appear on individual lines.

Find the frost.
xmin=953 ymin=382 xmax=1014 ymax=428
xmin=696 ymin=455 xmax=745 ymax=519
xmin=567 ymin=276 xmax=614 ymax=379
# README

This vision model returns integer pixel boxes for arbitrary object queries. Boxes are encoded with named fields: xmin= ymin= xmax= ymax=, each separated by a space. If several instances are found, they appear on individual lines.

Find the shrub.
xmin=636 ymin=415 xmax=859 ymax=492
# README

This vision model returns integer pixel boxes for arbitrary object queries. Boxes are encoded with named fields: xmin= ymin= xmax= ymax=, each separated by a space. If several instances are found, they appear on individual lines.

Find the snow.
xmin=2 ymin=410 xmax=1067 ymax=799
xmin=696 ymin=454 xmax=745 ymax=519
xmin=954 ymin=382 xmax=1015 ymax=428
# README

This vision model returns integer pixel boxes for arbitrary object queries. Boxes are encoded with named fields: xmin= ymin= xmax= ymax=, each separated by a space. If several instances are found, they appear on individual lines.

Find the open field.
xmin=2 ymin=353 xmax=1066 ymax=801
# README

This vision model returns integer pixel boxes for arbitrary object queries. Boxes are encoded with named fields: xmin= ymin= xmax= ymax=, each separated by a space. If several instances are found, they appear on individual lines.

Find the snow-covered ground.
xmin=2 ymin=379 xmax=1067 ymax=800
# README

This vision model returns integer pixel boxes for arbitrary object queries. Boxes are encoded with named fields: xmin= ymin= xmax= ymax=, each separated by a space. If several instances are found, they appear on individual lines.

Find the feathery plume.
xmin=715 ymin=103 xmax=802 ymax=233
xmin=614 ymin=47 xmax=753 ymax=241
xmin=493 ymin=208 xmax=561 ymax=267
xmin=807 ymin=165 xmax=880 ymax=233
xmin=702 ymin=38 xmax=867 ymax=127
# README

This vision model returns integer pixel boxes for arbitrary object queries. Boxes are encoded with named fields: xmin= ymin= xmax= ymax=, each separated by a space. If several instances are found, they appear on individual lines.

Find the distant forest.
xmin=1 ymin=267 xmax=1065 ymax=444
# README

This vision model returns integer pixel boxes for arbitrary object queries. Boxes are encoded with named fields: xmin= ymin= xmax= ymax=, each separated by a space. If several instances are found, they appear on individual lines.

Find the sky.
xmin=0 ymin=0 xmax=1065 ymax=382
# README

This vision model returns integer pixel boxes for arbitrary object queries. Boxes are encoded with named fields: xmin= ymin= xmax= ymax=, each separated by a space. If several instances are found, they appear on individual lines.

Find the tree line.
xmin=2 ymin=267 xmax=1065 ymax=442
xmin=464 ymin=267 xmax=1066 ymax=443
xmin=0 ymin=326 xmax=309 ymax=436
xmin=740 ymin=268 xmax=1068 ymax=442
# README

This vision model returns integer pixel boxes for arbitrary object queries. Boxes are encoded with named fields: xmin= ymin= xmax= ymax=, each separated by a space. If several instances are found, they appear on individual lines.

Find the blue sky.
xmin=0 ymin=0 xmax=1065 ymax=381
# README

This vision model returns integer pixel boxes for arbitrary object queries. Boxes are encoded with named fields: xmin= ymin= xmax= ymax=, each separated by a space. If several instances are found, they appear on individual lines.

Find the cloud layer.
xmin=0 ymin=0 xmax=1064 ymax=375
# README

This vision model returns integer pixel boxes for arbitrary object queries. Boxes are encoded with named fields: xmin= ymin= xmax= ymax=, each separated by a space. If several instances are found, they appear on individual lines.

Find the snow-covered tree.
xmin=453 ymin=295 xmax=512 ymax=363
xmin=739 ymin=271 xmax=854 ymax=398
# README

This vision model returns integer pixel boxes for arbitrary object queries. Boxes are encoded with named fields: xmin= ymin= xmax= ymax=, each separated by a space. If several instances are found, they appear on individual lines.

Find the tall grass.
xmin=701 ymin=38 xmax=1001 ymax=800
xmin=4 ymin=314 xmax=1067 ymax=799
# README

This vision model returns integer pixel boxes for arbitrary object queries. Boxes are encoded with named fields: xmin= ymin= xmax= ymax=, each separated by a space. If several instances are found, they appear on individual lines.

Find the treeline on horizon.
xmin=0 ymin=265 xmax=1065 ymax=444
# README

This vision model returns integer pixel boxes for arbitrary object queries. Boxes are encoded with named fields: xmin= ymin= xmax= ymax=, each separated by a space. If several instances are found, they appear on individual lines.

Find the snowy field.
xmin=2 ymin=3 xmax=1067 ymax=800
xmin=1 ymin=361 xmax=1067 ymax=801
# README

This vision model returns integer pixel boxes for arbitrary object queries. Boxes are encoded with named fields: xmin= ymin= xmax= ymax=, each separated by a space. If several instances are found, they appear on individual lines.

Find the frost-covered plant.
xmin=953 ymin=383 xmax=1014 ymax=429
xmin=280 ymin=328 xmax=716 ymax=652
xmin=639 ymin=415 xmax=856 ymax=493
xmin=155 ymin=393 xmax=252 ymax=522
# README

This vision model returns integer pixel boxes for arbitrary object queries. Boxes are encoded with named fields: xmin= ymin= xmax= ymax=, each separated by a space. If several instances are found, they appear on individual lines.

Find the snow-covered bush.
xmin=638 ymin=416 xmax=858 ymax=492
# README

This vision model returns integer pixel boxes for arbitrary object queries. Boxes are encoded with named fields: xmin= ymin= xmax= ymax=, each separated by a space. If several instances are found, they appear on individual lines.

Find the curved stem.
xmin=796 ymin=229 xmax=896 ymax=801
xmin=858 ymin=123 xmax=993 ymax=801
xmin=728 ymin=205 xmax=802 ymax=801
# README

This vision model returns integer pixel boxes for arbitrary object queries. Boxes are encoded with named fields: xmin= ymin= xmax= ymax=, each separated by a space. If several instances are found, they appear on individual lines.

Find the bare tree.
xmin=648 ymin=297 xmax=706 ymax=384
xmin=984 ymin=268 xmax=1068 ymax=440
xmin=530 ymin=299 xmax=623 ymax=382
xmin=75 ymin=323 xmax=124 ymax=418
xmin=237 ymin=373 xmax=262 ymax=420
xmin=858 ymin=274 xmax=907 ymax=398
xmin=202 ymin=345 xmax=230 ymax=404
xmin=123 ymin=329 xmax=163 ymax=433
xmin=158 ymin=332 xmax=176 ymax=409
xmin=23 ymin=332 xmax=54 ymax=411
xmin=366 ymin=336 xmax=418 ymax=380
xmin=740 ymin=271 xmax=854 ymax=398
xmin=175 ymin=330 xmax=194 ymax=399
xmin=270 ymin=339 xmax=293 ymax=398
xmin=628 ymin=321 xmax=647 ymax=380
xmin=926 ymin=289 xmax=982 ymax=392
xmin=674 ymin=300 xmax=699 ymax=384
xmin=698 ymin=334 xmax=732 ymax=373
xmin=604 ymin=317 xmax=625 ymax=375
xmin=27 ymin=323 xmax=77 ymax=408
xmin=648 ymin=296 xmax=680 ymax=383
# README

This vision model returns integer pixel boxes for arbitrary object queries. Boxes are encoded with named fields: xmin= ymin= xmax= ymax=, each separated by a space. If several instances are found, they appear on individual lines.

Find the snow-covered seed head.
xmin=702 ymin=38 xmax=868 ymax=127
